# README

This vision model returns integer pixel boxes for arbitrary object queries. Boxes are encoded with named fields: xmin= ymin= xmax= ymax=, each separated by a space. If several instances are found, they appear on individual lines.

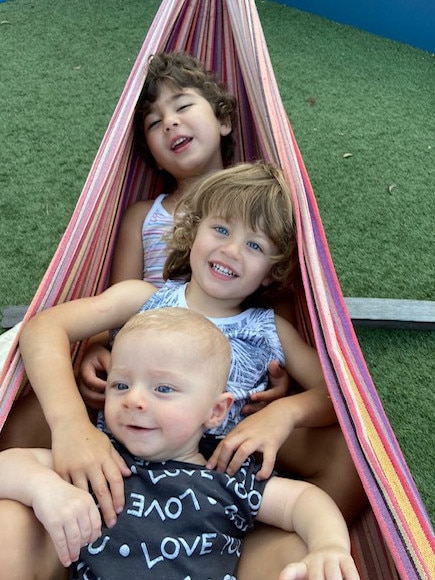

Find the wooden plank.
xmin=345 ymin=297 xmax=435 ymax=330
xmin=2 ymin=299 xmax=435 ymax=331
xmin=1 ymin=306 xmax=28 ymax=330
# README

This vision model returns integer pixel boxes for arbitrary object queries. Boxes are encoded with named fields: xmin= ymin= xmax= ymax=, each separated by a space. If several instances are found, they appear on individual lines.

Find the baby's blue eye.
xmin=114 ymin=382 xmax=129 ymax=391
xmin=156 ymin=385 xmax=174 ymax=394
xmin=215 ymin=225 xmax=229 ymax=236
xmin=247 ymin=241 xmax=262 ymax=252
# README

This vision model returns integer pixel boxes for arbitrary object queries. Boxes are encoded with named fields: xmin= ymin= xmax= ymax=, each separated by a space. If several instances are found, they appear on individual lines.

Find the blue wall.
xmin=275 ymin=0 xmax=435 ymax=53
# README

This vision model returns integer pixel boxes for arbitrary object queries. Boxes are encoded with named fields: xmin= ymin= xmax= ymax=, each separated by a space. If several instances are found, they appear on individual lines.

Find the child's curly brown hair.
xmin=134 ymin=51 xmax=238 ymax=189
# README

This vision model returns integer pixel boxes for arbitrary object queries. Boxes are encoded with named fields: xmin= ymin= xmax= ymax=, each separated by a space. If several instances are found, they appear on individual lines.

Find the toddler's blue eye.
xmin=215 ymin=226 xmax=229 ymax=235
xmin=156 ymin=385 xmax=174 ymax=394
xmin=247 ymin=241 xmax=262 ymax=251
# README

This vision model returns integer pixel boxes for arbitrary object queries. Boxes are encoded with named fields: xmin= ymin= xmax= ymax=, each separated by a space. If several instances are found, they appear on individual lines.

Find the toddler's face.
xmin=189 ymin=214 xmax=278 ymax=304
xmin=143 ymin=84 xmax=231 ymax=181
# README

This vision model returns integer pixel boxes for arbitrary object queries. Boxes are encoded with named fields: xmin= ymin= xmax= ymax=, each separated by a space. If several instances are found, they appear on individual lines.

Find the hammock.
xmin=0 ymin=1 xmax=433 ymax=577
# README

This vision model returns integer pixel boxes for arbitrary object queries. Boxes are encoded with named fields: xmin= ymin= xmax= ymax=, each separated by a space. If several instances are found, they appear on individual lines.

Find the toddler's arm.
xmin=19 ymin=280 xmax=155 ymax=522
xmin=0 ymin=448 xmax=102 ymax=567
xmin=77 ymin=201 xmax=153 ymax=409
xmin=258 ymin=477 xmax=360 ymax=580
xmin=207 ymin=316 xmax=336 ymax=478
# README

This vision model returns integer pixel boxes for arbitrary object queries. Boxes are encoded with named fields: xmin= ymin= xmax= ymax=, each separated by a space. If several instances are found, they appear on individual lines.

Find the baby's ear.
xmin=204 ymin=393 xmax=234 ymax=429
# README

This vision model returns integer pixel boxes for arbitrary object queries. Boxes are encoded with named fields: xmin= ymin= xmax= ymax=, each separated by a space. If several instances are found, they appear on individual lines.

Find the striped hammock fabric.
xmin=0 ymin=1 xmax=433 ymax=577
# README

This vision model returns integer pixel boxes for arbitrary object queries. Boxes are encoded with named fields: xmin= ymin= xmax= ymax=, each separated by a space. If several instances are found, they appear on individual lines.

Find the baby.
xmin=0 ymin=307 xmax=359 ymax=579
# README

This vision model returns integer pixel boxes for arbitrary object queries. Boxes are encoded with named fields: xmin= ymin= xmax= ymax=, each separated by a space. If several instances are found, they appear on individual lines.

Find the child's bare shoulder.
xmin=122 ymin=199 xmax=156 ymax=225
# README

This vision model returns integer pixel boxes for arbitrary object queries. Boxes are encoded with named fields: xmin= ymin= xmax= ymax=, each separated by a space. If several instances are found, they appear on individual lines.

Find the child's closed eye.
xmin=177 ymin=103 xmax=193 ymax=112
xmin=146 ymin=118 xmax=161 ymax=131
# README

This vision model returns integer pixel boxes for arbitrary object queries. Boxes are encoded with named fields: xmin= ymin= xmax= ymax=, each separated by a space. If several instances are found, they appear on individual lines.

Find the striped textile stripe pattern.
xmin=0 ymin=1 xmax=433 ymax=577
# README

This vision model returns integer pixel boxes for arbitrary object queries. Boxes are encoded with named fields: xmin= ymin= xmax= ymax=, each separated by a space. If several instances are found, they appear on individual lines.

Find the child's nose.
xmin=124 ymin=389 xmax=149 ymax=411
xmin=223 ymin=239 xmax=242 ymax=258
xmin=163 ymin=113 xmax=179 ymax=131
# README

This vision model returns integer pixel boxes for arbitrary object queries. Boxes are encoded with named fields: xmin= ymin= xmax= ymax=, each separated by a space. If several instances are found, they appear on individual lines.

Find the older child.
xmin=0 ymin=308 xmax=359 ymax=580
xmin=77 ymin=50 xmax=287 ymax=413
xmin=75 ymin=55 xmax=364 ymax=537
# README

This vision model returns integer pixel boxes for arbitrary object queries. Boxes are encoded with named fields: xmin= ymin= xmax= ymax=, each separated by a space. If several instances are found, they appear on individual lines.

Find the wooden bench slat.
xmin=345 ymin=298 xmax=435 ymax=330
xmin=2 ymin=299 xmax=435 ymax=331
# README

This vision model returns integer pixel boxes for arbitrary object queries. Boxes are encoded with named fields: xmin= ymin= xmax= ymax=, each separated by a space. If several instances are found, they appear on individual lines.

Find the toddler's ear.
xmin=219 ymin=118 xmax=232 ymax=137
xmin=204 ymin=393 xmax=234 ymax=429
xmin=261 ymin=272 xmax=273 ymax=287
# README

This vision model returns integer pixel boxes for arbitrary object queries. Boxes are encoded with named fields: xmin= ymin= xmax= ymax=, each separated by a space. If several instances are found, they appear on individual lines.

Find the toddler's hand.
xmin=77 ymin=344 xmax=111 ymax=410
xmin=206 ymin=400 xmax=293 ymax=479
xmin=51 ymin=422 xmax=130 ymax=528
xmin=242 ymin=360 xmax=290 ymax=415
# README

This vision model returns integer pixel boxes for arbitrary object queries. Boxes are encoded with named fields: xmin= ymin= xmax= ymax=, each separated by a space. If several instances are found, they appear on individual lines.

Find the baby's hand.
xmin=51 ymin=422 xmax=130 ymax=527
xmin=32 ymin=478 xmax=102 ymax=567
xmin=279 ymin=549 xmax=360 ymax=580
xmin=77 ymin=344 xmax=111 ymax=410
xmin=206 ymin=400 xmax=293 ymax=479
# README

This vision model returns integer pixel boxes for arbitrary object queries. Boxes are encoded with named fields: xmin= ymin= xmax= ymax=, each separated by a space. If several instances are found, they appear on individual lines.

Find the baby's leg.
xmin=0 ymin=499 xmax=67 ymax=580
xmin=0 ymin=390 xmax=51 ymax=450
xmin=277 ymin=424 xmax=367 ymax=524
xmin=237 ymin=523 xmax=307 ymax=580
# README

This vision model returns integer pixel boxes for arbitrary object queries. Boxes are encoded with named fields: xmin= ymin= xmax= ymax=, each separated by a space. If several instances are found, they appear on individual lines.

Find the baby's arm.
xmin=19 ymin=280 xmax=155 ymax=523
xmin=0 ymin=448 xmax=101 ymax=567
xmin=258 ymin=477 xmax=359 ymax=580
xmin=207 ymin=316 xmax=336 ymax=478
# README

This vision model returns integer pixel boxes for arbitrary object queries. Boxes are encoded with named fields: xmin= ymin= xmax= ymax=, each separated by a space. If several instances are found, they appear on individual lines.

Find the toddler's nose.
xmin=164 ymin=115 xmax=179 ymax=132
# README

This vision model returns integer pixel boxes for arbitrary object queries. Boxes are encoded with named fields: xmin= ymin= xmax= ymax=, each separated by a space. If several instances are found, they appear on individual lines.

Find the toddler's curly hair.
xmin=164 ymin=162 xmax=297 ymax=304
xmin=134 ymin=51 xmax=238 ymax=182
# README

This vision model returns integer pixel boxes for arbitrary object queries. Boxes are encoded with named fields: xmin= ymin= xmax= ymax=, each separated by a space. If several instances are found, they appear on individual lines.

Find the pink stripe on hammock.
xmin=1 ymin=1 xmax=433 ymax=577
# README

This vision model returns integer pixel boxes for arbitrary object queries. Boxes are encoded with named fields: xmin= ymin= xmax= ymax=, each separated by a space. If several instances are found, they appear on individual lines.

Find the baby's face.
xmin=105 ymin=328 xmax=224 ymax=463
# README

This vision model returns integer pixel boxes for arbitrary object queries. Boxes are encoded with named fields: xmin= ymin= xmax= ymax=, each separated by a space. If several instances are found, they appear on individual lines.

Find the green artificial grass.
xmin=0 ymin=0 xmax=433 ymax=521
xmin=259 ymin=2 xmax=434 ymax=301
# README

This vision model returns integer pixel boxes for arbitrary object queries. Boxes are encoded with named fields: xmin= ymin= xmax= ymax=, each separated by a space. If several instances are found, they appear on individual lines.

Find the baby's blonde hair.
xmin=116 ymin=308 xmax=231 ymax=393
xmin=164 ymin=162 xmax=297 ymax=304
